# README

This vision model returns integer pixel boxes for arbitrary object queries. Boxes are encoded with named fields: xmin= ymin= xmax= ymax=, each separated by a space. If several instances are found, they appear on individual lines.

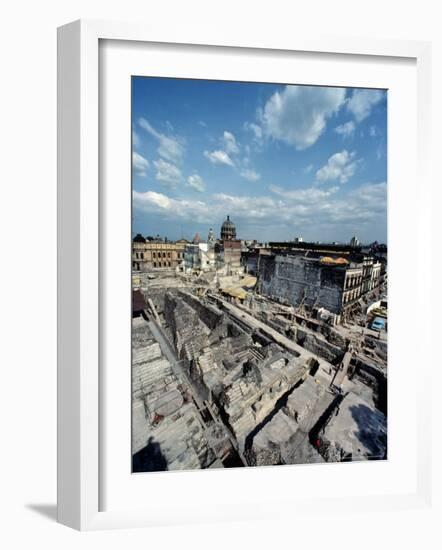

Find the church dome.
xmin=133 ymin=233 xmax=146 ymax=243
xmin=221 ymin=215 xmax=236 ymax=240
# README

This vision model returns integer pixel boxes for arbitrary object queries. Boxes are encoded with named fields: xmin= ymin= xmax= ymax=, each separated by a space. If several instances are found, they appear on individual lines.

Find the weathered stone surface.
xmin=258 ymin=254 xmax=345 ymax=314
xmin=132 ymin=274 xmax=387 ymax=472
xmin=252 ymin=410 xmax=299 ymax=466
xmin=318 ymin=393 xmax=387 ymax=461
xmin=132 ymin=315 xmax=216 ymax=470
xmin=286 ymin=377 xmax=327 ymax=430
xmin=295 ymin=329 xmax=343 ymax=363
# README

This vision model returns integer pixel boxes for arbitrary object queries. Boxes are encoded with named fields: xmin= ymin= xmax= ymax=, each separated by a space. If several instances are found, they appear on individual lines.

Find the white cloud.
xmin=240 ymin=169 xmax=261 ymax=182
xmin=334 ymin=121 xmax=356 ymax=138
xmin=346 ymin=89 xmax=384 ymax=122
xmin=222 ymin=131 xmax=239 ymax=155
xmin=133 ymin=190 xmax=213 ymax=223
xmin=269 ymin=184 xmax=339 ymax=202
xmin=134 ymin=190 xmax=173 ymax=210
xmin=316 ymin=150 xmax=359 ymax=184
xmin=376 ymin=142 xmax=386 ymax=161
xmin=153 ymin=158 xmax=182 ymax=187
xmin=132 ymin=152 xmax=149 ymax=177
xmin=243 ymin=122 xmax=263 ymax=149
xmin=133 ymin=181 xmax=386 ymax=240
xmin=204 ymin=149 xmax=235 ymax=167
xmin=138 ymin=118 xmax=185 ymax=163
xmin=187 ymin=174 xmax=205 ymax=192
xmin=261 ymin=85 xmax=346 ymax=150
xmin=244 ymin=122 xmax=263 ymax=140
xmin=212 ymin=193 xmax=278 ymax=222
xmin=304 ymin=164 xmax=314 ymax=174
xmin=132 ymin=129 xmax=141 ymax=148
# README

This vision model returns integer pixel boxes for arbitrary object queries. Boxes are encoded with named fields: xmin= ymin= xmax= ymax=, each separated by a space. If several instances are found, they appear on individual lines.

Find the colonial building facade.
xmin=132 ymin=235 xmax=187 ymax=271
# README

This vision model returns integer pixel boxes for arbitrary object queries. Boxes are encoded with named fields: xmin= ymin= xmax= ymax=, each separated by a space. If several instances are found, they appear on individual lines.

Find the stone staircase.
xmin=133 ymin=358 xmax=173 ymax=398
xmin=198 ymin=348 xmax=216 ymax=374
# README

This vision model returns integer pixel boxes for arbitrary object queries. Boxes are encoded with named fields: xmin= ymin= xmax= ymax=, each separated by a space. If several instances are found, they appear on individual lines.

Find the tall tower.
xmin=207 ymin=227 xmax=216 ymax=247
xmin=350 ymin=236 xmax=360 ymax=247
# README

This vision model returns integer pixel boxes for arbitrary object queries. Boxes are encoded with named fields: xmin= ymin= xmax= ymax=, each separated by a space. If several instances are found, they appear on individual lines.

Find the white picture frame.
xmin=57 ymin=19 xmax=432 ymax=531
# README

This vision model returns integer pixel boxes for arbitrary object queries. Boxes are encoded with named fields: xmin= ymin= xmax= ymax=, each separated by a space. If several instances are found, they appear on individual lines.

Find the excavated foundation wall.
xmin=294 ymin=327 xmax=344 ymax=363
xmin=352 ymin=358 xmax=387 ymax=414
xmin=145 ymin=287 xmax=167 ymax=315
xmin=179 ymin=291 xmax=224 ymax=329
xmin=258 ymin=254 xmax=346 ymax=314
xmin=163 ymin=292 xmax=178 ymax=341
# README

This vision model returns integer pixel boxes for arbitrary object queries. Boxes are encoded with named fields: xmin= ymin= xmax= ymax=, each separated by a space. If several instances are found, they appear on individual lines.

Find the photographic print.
xmin=131 ymin=77 xmax=387 ymax=472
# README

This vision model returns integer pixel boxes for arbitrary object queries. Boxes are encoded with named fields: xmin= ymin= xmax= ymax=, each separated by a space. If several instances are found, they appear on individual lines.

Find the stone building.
xmin=217 ymin=215 xmax=241 ymax=273
xmin=132 ymin=234 xmax=187 ymax=271
xmin=220 ymin=215 xmax=236 ymax=240
xmin=371 ymin=261 xmax=382 ymax=289
xmin=248 ymin=241 xmax=385 ymax=320
xmin=183 ymin=242 xmax=217 ymax=272
xmin=222 ymin=239 xmax=242 ymax=271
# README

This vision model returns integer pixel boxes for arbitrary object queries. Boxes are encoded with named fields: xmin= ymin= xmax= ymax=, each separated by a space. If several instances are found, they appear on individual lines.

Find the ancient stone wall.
xmin=179 ymin=291 xmax=224 ymax=329
xmin=294 ymin=328 xmax=344 ymax=363
xmin=245 ymin=253 xmax=259 ymax=275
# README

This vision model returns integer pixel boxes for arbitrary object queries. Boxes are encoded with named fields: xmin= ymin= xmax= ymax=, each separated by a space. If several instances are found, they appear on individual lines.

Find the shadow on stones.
xmin=349 ymin=403 xmax=387 ymax=460
xmin=132 ymin=436 xmax=168 ymax=472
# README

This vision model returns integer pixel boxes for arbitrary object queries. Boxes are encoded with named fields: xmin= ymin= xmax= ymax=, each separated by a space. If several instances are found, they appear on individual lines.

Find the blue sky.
xmin=132 ymin=77 xmax=387 ymax=244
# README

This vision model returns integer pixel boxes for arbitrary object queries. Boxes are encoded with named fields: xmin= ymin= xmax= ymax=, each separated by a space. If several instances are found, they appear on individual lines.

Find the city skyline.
xmin=132 ymin=77 xmax=387 ymax=243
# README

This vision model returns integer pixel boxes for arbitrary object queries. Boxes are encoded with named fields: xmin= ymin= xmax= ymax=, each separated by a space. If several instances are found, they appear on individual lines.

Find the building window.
xmin=163 ymin=252 xmax=166 ymax=258
xmin=168 ymin=252 xmax=171 ymax=258
xmin=168 ymin=262 xmax=171 ymax=267
xmin=140 ymin=252 xmax=144 ymax=259
xmin=135 ymin=252 xmax=139 ymax=259
xmin=153 ymin=252 xmax=156 ymax=259
xmin=153 ymin=262 xmax=156 ymax=268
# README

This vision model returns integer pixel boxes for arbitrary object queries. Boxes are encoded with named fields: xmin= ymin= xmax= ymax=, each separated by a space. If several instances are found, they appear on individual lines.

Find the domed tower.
xmin=220 ymin=215 xmax=236 ymax=241
xmin=133 ymin=233 xmax=146 ymax=243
